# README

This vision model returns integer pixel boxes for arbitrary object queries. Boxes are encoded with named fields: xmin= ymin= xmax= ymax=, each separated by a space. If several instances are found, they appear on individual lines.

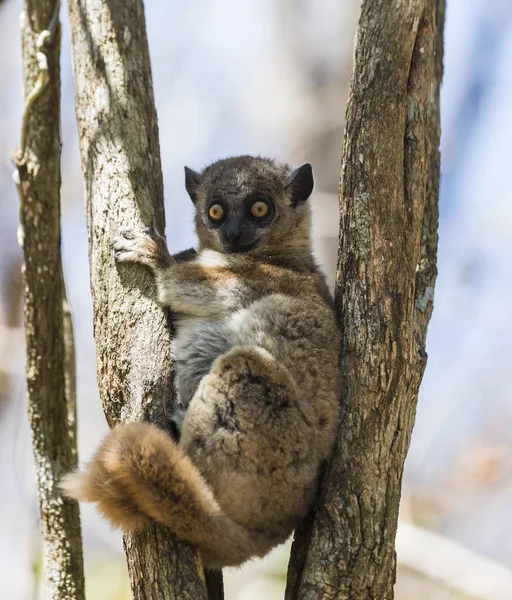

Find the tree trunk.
xmin=14 ymin=1 xmax=85 ymax=598
xmin=66 ymin=0 xmax=209 ymax=598
xmin=286 ymin=1 xmax=445 ymax=599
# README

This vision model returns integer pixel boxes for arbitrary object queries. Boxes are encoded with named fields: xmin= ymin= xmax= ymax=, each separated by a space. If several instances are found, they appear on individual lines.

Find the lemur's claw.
xmin=121 ymin=229 xmax=135 ymax=240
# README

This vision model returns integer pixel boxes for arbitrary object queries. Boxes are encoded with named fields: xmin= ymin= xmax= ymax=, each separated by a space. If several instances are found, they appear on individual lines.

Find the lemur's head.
xmin=184 ymin=156 xmax=314 ymax=255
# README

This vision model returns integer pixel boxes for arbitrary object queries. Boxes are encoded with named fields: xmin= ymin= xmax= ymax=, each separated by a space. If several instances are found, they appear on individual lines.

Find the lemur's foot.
xmin=112 ymin=225 xmax=172 ymax=270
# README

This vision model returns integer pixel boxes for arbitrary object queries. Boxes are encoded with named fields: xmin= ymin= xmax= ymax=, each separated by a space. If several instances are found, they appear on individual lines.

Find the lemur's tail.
xmin=61 ymin=422 xmax=256 ymax=568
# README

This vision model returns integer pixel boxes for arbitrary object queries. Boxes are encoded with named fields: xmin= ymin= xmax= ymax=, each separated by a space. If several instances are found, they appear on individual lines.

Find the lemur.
xmin=62 ymin=155 xmax=341 ymax=569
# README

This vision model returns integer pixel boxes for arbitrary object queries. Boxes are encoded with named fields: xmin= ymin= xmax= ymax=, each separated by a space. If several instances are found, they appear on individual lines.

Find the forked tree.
xmin=16 ymin=0 xmax=444 ymax=598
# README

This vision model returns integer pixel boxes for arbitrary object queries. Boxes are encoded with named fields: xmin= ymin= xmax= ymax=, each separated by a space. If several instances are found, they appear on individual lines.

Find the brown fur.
xmin=62 ymin=156 xmax=341 ymax=568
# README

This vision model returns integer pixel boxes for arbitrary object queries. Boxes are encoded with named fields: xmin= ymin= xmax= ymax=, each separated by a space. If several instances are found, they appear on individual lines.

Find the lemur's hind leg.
xmin=62 ymin=349 xmax=321 ymax=568
xmin=181 ymin=346 xmax=319 ymax=546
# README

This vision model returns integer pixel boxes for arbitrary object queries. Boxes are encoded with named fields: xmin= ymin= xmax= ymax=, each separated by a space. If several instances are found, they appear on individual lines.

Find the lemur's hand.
xmin=112 ymin=225 xmax=173 ymax=271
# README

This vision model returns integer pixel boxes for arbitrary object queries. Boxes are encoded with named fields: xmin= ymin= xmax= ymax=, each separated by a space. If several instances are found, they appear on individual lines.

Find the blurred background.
xmin=1 ymin=0 xmax=512 ymax=598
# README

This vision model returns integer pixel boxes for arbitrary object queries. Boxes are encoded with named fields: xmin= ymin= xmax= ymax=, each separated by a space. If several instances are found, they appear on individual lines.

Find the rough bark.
xmin=66 ymin=0 xmax=209 ymax=598
xmin=286 ymin=1 xmax=445 ymax=599
xmin=14 ymin=1 xmax=85 ymax=598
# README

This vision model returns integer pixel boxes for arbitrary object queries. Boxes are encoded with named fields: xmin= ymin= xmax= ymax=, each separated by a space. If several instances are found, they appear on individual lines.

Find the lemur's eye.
xmin=250 ymin=200 xmax=269 ymax=219
xmin=208 ymin=204 xmax=225 ymax=222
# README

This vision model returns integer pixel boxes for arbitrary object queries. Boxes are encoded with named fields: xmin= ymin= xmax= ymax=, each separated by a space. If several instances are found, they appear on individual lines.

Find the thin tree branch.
xmin=62 ymin=278 xmax=79 ymax=467
xmin=13 ymin=1 xmax=85 ymax=598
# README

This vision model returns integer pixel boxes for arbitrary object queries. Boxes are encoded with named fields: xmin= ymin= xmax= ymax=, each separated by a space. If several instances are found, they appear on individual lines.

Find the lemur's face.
xmin=185 ymin=156 xmax=314 ymax=255
xmin=201 ymin=192 xmax=275 ymax=254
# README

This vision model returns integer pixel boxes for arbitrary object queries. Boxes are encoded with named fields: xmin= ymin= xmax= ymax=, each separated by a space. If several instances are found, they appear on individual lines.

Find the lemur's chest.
xmin=170 ymin=316 xmax=236 ymax=435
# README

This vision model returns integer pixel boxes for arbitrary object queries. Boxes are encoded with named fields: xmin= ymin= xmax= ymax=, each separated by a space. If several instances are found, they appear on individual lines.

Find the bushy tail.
xmin=61 ymin=422 xmax=256 ymax=567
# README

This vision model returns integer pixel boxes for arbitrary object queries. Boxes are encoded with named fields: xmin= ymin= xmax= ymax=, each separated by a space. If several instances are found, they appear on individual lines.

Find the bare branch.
xmin=62 ymin=280 xmax=79 ymax=467
xmin=14 ymin=1 xmax=85 ymax=598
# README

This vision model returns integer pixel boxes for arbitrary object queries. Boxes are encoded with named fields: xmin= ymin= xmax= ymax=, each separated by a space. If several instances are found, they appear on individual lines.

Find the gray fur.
xmin=173 ymin=319 xmax=234 ymax=429
xmin=65 ymin=156 xmax=341 ymax=570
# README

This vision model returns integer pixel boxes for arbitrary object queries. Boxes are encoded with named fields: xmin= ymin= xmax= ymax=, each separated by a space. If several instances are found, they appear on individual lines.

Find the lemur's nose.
xmin=226 ymin=219 xmax=242 ymax=242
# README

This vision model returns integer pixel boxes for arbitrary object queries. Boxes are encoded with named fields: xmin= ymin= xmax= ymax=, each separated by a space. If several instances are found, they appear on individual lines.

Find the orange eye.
xmin=250 ymin=200 xmax=269 ymax=219
xmin=208 ymin=204 xmax=224 ymax=221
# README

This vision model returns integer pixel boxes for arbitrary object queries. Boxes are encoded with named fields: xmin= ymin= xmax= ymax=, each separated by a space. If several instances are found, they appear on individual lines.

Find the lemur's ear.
xmin=284 ymin=163 xmax=314 ymax=206
xmin=184 ymin=167 xmax=202 ymax=204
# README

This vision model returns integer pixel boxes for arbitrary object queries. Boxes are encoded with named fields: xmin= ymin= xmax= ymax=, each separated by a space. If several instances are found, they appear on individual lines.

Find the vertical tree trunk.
xmin=286 ymin=1 xmax=445 ymax=599
xmin=66 ymin=0 xmax=209 ymax=598
xmin=14 ymin=1 xmax=85 ymax=598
